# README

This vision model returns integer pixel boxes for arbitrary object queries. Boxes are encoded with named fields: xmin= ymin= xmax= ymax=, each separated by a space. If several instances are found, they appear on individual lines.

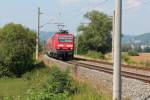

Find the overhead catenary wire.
xmin=56 ymin=0 xmax=110 ymax=33
xmin=94 ymin=0 xmax=109 ymax=7
xmin=63 ymin=0 xmax=110 ymax=22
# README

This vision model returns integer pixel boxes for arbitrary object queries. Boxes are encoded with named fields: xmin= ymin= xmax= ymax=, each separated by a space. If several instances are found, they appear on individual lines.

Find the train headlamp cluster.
xmin=57 ymin=44 xmax=73 ymax=50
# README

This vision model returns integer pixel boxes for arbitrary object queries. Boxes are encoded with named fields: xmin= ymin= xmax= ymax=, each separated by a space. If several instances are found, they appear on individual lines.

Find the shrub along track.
xmin=41 ymin=54 xmax=150 ymax=99
xmin=66 ymin=58 xmax=150 ymax=84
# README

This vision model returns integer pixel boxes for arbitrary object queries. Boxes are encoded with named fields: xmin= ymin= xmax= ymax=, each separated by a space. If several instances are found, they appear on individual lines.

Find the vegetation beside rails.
xmin=128 ymin=50 xmax=139 ymax=56
xmin=122 ymin=53 xmax=150 ymax=67
xmin=78 ymin=51 xmax=150 ymax=68
xmin=0 ymin=23 xmax=36 ymax=78
xmin=0 ymin=61 xmax=47 ymax=99
xmin=85 ymin=51 xmax=105 ymax=60
xmin=77 ymin=11 xmax=112 ymax=55
xmin=122 ymin=53 xmax=137 ymax=65
xmin=139 ymin=61 xmax=150 ymax=67
xmin=0 ymin=63 xmax=111 ymax=100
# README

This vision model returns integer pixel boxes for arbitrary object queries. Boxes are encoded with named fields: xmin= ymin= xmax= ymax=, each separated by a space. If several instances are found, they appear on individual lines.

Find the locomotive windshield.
xmin=58 ymin=36 xmax=73 ymax=42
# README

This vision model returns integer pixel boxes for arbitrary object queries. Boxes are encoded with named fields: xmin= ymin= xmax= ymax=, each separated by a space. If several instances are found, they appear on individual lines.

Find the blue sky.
xmin=0 ymin=0 xmax=150 ymax=35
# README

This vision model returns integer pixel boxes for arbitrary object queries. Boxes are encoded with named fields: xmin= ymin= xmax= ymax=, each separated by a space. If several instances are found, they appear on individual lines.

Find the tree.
xmin=121 ymin=44 xmax=132 ymax=52
xmin=77 ymin=11 xmax=112 ymax=54
xmin=143 ymin=47 xmax=150 ymax=53
xmin=0 ymin=23 xmax=36 ymax=77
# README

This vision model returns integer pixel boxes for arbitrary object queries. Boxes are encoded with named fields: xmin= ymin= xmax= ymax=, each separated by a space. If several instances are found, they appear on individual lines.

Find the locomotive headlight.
xmin=66 ymin=45 xmax=73 ymax=48
xmin=58 ymin=44 xmax=64 ymax=47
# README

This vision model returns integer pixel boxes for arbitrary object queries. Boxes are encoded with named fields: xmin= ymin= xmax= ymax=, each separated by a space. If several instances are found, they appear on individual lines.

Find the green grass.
xmin=85 ymin=51 xmax=105 ymax=60
xmin=71 ymin=83 xmax=111 ymax=100
xmin=0 ymin=64 xmax=111 ymax=100
xmin=0 ymin=63 xmax=50 ymax=99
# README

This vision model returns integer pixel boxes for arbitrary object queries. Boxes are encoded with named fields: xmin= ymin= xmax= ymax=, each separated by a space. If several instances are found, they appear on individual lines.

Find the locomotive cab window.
xmin=58 ymin=36 xmax=73 ymax=42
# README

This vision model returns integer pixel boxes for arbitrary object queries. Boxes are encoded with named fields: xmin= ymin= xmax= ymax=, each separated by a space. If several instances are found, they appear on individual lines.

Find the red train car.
xmin=46 ymin=30 xmax=74 ymax=59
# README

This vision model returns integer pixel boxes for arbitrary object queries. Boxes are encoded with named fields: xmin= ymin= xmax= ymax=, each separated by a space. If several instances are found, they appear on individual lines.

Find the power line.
xmin=95 ymin=0 xmax=109 ymax=7
xmin=63 ymin=0 xmax=110 ymax=21
xmin=58 ymin=0 xmax=110 ymax=34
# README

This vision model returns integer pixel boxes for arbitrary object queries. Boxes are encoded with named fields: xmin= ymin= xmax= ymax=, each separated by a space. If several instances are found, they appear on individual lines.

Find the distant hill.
xmin=39 ymin=31 xmax=150 ymax=45
xmin=122 ymin=35 xmax=135 ymax=44
xmin=122 ymin=32 xmax=150 ymax=45
xmin=134 ymin=32 xmax=150 ymax=44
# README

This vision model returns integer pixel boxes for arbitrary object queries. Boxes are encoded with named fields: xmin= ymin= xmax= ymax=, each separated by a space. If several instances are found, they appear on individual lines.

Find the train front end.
xmin=56 ymin=33 xmax=74 ymax=59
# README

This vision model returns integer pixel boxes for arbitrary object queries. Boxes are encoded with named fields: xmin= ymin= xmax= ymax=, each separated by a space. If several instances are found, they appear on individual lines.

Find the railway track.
xmin=66 ymin=60 xmax=150 ymax=84
xmin=43 ymin=54 xmax=150 ymax=83
xmin=74 ymin=56 xmax=150 ymax=71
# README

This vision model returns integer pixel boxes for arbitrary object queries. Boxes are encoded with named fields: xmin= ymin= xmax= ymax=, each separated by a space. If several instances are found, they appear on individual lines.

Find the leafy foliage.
xmin=122 ymin=53 xmax=137 ymax=65
xmin=140 ymin=61 xmax=150 ymax=67
xmin=28 ymin=66 xmax=79 ymax=100
xmin=121 ymin=44 xmax=132 ymax=52
xmin=143 ymin=47 xmax=150 ymax=53
xmin=43 ymin=67 xmax=78 ymax=95
xmin=0 ymin=66 xmax=111 ymax=100
xmin=77 ymin=11 xmax=112 ymax=54
xmin=128 ymin=50 xmax=139 ymax=56
xmin=122 ymin=53 xmax=130 ymax=63
xmin=85 ymin=51 xmax=105 ymax=59
xmin=28 ymin=66 xmax=111 ymax=100
xmin=0 ymin=23 xmax=36 ymax=77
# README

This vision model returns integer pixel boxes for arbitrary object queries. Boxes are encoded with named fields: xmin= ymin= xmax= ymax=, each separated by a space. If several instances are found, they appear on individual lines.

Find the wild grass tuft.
xmin=85 ymin=51 xmax=105 ymax=60
xmin=0 ymin=65 xmax=111 ymax=100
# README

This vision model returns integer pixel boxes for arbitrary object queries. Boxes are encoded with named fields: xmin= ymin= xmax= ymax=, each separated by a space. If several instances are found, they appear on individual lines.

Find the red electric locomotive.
xmin=46 ymin=30 xmax=74 ymax=59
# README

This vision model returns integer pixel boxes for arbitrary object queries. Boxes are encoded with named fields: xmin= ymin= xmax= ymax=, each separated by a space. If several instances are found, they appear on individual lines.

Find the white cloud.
xmin=60 ymin=0 xmax=81 ymax=4
xmin=89 ymin=0 xmax=105 ymax=4
xmin=82 ymin=5 xmax=105 ymax=13
xmin=48 ymin=16 xmax=57 ymax=22
xmin=126 ymin=0 xmax=142 ymax=10
xmin=60 ymin=0 xmax=106 ymax=5
xmin=86 ymin=0 xmax=107 ymax=12
xmin=75 ymin=0 xmax=107 ymax=17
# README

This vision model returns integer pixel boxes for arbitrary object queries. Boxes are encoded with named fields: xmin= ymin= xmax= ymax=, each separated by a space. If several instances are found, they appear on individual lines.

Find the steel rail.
xmin=66 ymin=60 xmax=150 ymax=84
xmin=74 ymin=57 xmax=150 ymax=71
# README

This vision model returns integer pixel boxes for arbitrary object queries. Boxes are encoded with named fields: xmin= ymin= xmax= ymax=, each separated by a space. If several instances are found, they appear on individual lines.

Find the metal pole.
xmin=43 ymin=40 xmax=46 ymax=53
xmin=76 ymin=32 xmax=78 ymax=55
xmin=36 ymin=7 xmax=40 ymax=60
xmin=112 ymin=11 xmax=115 ymax=62
xmin=113 ymin=0 xmax=122 ymax=100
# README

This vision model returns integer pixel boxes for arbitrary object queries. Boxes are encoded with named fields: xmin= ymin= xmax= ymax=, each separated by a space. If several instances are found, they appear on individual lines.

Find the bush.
xmin=140 ymin=61 xmax=150 ymax=67
xmin=128 ymin=50 xmax=139 ymax=56
xmin=122 ymin=53 xmax=130 ymax=63
xmin=86 ymin=51 xmax=105 ymax=59
xmin=43 ymin=67 xmax=78 ymax=94
xmin=1 ymin=66 xmax=111 ymax=100
xmin=122 ymin=53 xmax=137 ymax=65
xmin=77 ymin=11 xmax=112 ymax=54
xmin=29 ymin=66 xmax=79 ymax=100
xmin=0 ymin=23 xmax=36 ymax=77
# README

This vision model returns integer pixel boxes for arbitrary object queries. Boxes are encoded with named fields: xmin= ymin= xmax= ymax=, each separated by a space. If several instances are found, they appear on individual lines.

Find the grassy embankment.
xmin=0 ymin=62 xmax=48 ymax=99
xmin=79 ymin=51 xmax=150 ymax=68
xmin=0 ymin=62 xmax=111 ymax=100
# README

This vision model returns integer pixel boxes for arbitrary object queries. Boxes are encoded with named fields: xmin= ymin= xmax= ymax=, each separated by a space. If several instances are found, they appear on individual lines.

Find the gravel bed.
xmin=78 ymin=66 xmax=150 ymax=100
xmin=43 ymin=55 xmax=150 ymax=100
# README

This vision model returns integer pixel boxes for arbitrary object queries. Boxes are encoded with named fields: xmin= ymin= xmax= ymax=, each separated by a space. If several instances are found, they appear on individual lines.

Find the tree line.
xmin=0 ymin=10 xmax=113 ymax=77
xmin=77 ymin=10 xmax=112 ymax=55
xmin=0 ymin=23 xmax=36 ymax=77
